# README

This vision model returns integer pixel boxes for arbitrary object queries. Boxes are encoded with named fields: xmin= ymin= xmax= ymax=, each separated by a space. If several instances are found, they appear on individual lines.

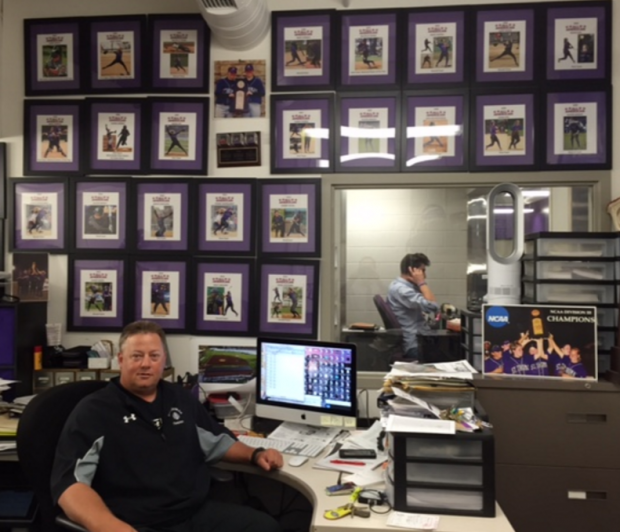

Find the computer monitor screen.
xmin=256 ymin=337 xmax=357 ymax=429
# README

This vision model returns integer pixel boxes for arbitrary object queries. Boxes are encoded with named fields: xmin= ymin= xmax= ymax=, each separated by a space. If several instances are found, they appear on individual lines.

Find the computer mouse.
xmin=288 ymin=455 xmax=309 ymax=467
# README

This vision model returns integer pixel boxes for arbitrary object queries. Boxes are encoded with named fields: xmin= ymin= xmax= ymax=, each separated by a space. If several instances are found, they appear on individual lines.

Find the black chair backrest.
xmin=16 ymin=380 xmax=108 ymax=532
xmin=372 ymin=294 xmax=401 ymax=331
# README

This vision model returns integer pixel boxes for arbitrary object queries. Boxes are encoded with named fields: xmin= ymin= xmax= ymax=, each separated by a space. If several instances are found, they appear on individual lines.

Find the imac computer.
xmin=255 ymin=337 xmax=357 ymax=431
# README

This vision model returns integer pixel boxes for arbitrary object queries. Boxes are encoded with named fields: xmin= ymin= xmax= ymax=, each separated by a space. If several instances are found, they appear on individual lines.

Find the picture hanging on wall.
xmin=544 ymin=89 xmax=610 ymax=170
xmin=135 ymin=180 xmax=191 ymax=252
xmin=134 ymin=258 xmax=188 ymax=333
xmin=0 ymin=143 xmax=6 ymax=219
xmin=545 ymin=1 xmax=610 ymax=82
xmin=147 ymin=97 xmax=209 ymax=175
xmin=193 ymin=259 xmax=256 ymax=337
xmin=402 ymin=90 xmax=468 ymax=172
xmin=338 ymin=10 xmax=400 ymax=90
xmin=271 ymin=9 xmax=335 ymax=92
xmin=24 ymin=99 xmax=83 ymax=176
xmin=216 ymin=131 xmax=261 ymax=168
xmin=335 ymin=92 xmax=401 ymax=173
xmin=72 ymin=178 xmax=131 ymax=252
xmin=475 ymin=7 xmax=536 ymax=84
xmin=405 ymin=8 xmax=467 ymax=87
xmin=148 ymin=14 xmax=210 ymax=93
xmin=270 ymin=93 xmax=334 ymax=174
xmin=68 ymin=255 xmax=128 ymax=332
xmin=9 ymin=178 xmax=68 ymax=253
xmin=258 ymin=260 xmax=320 ymax=339
xmin=86 ymin=98 xmax=145 ymax=175
xmin=196 ymin=179 xmax=256 ymax=256
xmin=214 ymin=60 xmax=266 ymax=119
xmin=258 ymin=178 xmax=321 ymax=258
xmin=11 ymin=252 xmax=50 ymax=303
xmin=471 ymin=90 xmax=538 ymax=172
xmin=24 ymin=17 xmax=84 ymax=96
xmin=86 ymin=15 xmax=147 ymax=94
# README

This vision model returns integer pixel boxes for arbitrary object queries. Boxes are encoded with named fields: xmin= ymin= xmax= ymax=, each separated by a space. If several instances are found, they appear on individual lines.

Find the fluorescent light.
xmin=521 ymin=190 xmax=550 ymax=198
xmin=494 ymin=208 xmax=534 ymax=214
xmin=406 ymin=155 xmax=440 ymax=166
xmin=340 ymin=153 xmax=396 ymax=163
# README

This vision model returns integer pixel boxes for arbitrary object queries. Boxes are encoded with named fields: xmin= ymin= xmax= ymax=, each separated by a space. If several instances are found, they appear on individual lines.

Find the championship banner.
xmin=482 ymin=304 xmax=597 ymax=380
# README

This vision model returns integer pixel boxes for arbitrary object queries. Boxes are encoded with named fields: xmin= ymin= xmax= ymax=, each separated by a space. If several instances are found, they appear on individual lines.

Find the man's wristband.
xmin=251 ymin=447 xmax=265 ymax=465
xmin=418 ymin=282 xmax=427 ymax=288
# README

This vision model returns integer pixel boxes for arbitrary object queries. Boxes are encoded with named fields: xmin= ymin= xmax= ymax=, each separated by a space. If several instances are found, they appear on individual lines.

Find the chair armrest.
xmin=56 ymin=514 xmax=89 ymax=532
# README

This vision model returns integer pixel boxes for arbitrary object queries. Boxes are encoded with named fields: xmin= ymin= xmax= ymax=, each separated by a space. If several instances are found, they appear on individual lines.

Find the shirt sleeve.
xmin=193 ymin=399 xmax=237 ymax=464
xmin=390 ymin=281 xmax=439 ymax=314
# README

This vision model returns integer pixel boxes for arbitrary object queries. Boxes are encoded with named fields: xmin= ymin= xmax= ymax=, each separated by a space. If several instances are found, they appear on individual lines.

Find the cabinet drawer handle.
xmin=568 ymin=491 xmax=607 ymax=500
xmin=567 ymin=413 xmax=607 ymax=424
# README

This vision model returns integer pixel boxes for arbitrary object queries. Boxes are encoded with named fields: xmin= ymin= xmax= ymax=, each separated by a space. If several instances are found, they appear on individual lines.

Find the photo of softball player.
xmin=484 ymin=118 xmax=525 ymax=153
xmin=98 ymin=34 xmax=133 ymax=79
xmin=40 ymin=125 xmax=68 ymax=160
xmin=488 ymin=32 xmax=520 ymax=68
xmin=563 ymin=117 xmax=587 ymax=150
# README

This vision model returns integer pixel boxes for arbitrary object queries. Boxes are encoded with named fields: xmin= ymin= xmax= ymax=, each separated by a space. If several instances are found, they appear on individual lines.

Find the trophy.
xmin=531 ymin=309 xmax=545 ymax=337
xmin=234 ymin=80 xmax=246 ymax=113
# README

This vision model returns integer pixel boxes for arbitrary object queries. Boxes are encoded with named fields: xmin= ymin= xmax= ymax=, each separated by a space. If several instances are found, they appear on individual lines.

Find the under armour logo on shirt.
xmin=123 ymin=413 xmax=137 ymax=423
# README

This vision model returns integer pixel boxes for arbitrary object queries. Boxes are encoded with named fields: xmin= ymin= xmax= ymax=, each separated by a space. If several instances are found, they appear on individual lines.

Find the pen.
xmin=330 ymin=460 xmax=366 ymax=466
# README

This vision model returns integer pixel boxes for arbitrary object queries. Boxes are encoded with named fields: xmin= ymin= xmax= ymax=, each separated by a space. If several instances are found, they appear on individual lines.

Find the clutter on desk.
xmin=386 ymin=511 xmax=440 ymax=530
xmin=348 ymin=322 xmax=380 ymax=331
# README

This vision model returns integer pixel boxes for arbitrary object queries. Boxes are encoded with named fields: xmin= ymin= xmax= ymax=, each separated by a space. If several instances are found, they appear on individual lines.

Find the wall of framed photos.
xmin=0 ymin=0 xmax=617 ymax=380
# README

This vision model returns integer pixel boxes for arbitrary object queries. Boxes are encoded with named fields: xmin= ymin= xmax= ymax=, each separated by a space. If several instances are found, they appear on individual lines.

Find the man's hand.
xmin=408 ymin=266 xmax=426 ymax=286
xmin=254 ymin=449 xmax=283 ymax=471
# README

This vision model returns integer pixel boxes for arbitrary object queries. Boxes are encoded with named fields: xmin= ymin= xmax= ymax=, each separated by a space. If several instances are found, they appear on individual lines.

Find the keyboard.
xmin=238 ymin=435 xmax=325 ymax=458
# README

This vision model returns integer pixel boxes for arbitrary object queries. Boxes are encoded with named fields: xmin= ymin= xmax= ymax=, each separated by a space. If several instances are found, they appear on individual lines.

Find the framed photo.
xmin=86 ymin=98 xmax=145 ymax=175
xmin=194 ymin=259 xmax=255 ymax=336
xmin=475 ymin=7 xmax=536 ymax=83
xmin=196 ymin=179 xmax=256 ymax=256
xmin=135 ymin=180 xmax=190 ymax=252
xmin=24 ymin=18 xmax=84 ymax=96
xmin=338 ymin=10 xmax=400 ymax=90
xmin=0 ymin=143 xmax=6 ymax=218
xmin=546 ymin=2 xmax=610 ymax=82
xmin=11 ymin=252 xmax=50 ymax=303
xmin=134 ymin=259 xmax=187 ymax=333
xmin=336 ymin=92 xmax=401 ymax=173
xmin=24 ymin=99 xmax=83 ymax=176
xmin=271 ymin=10 xmax=335 ymax=92
xmin=258 ymin=260 xmax=320 ymax=339
xmin=214 ymin=60 xmax=266 ymax=119
xmin=68 ymin=255 xmax=128 ymax=332
xmin=471 ymin=91 xmax=537 ymax=171
xmin=148 ymin=14 xmax=210 ymax=93
xmin=544 ymin=90 xmax=610 ymax=169
xmin=406 ymin=8 xmax=467 ymax=87
xmin=87 ymin=15 xmax=147 ymax=93
xmin=258 ymin=179 xmax=321 ymax=258
xmin=72 ymin=179 xmax=130 ymax=251
xmin=216 ymin=131 xmax=261 ymax=168
xmin=9 ymin=178 xmax=67 ymax=253
xmin=148 ymin=97 xmax=209 ymax=175
xmin=270 ymin=93 xmax=334 ymax=174
xmin=402 ymin=91 xmax=468 ymax=172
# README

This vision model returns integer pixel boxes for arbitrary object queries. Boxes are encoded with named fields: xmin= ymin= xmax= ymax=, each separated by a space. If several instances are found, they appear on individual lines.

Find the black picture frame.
xmin=271 ymin=9 xmax=336 ymax=92
xmin=24 ymin=17 xmax=85 ymax=97
xmin=9 ymin=177 xmax=68 ymax=253
xmin=24 ymin=99 xmax=84 ymax=177
xmin=0 ymin=143 xmax=6 ymax=219
xmin=148 ymin=14 xmax=210 ymax=93
xmin=216 ymin=131 xmax=261 ymax=168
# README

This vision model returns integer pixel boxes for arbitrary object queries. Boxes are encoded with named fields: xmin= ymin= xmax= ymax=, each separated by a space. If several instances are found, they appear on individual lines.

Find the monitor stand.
xmin=251 ymin=416 xmax=282 ymax=436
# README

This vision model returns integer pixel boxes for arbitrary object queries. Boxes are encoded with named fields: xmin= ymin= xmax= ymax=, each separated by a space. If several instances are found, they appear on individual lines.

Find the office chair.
xmin=16 ymin=380 xmax=106 ymax=532
xmin=372 ymin=294 xmax=406 ymax=362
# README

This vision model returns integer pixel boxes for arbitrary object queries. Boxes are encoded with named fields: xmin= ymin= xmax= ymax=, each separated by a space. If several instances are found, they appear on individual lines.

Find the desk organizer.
xmin=385 ymin=428 xmax=495 ymax=518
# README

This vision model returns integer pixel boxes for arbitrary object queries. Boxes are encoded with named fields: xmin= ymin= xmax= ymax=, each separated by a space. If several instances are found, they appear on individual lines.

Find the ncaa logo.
xmin=486 ymin=306 xmax=510 ymax=328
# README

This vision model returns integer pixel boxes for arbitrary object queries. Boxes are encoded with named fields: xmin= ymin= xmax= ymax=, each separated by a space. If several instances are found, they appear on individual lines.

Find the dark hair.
xmin=399 ymin=253 xmax=431 ymax=275
xmin=119 ymin=320 xmax=169 ymax=358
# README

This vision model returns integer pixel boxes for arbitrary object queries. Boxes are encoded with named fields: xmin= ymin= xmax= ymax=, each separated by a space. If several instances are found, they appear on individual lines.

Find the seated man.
xmin=51 ymin=320 xmax=283 ymax=532
xmin=386 ymin=253 xmax=439 ymax=361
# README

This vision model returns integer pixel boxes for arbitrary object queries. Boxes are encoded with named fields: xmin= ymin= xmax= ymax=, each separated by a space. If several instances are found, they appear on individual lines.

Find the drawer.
xmin=99 ymin=371 xmax=119 ymax=381
xmin=497 ymin=464 xmax=620 ymax=532
xmin=33 ymin=371 xmax=54 ymax=390
xmin=388 ymin=460 xmax=483 ymax=487
xmin=76 ymin=371 xmax=98 ymax=381
xmin=523 ymin=260 xmax=616 ymax=281
xmin=388 ymin=434 xmax=483 ymax=461
xmin=524 ymin=237 xmax=617 ymax=259
xmin=523 ymin=281 xmax=616 ymax=304
xmin=597 ymin=307 xmax=618 ymax=327
xmin=54 ymin=371 xmax=76 ymax=386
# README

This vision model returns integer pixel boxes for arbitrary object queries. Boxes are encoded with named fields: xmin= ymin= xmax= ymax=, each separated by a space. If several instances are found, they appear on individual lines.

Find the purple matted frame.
xmin=476 ymin=8 xmax=535 ymax=83
xmin=336 ymin=93 xmax=400 ymax=172
xmin=74 ymin=179 xmax=128 ymax=251
xmin=258 ymin=260 xmax=320 ymax=339
xmin=473 ymin=92 xmax=536 ymax=170
xmin=197 ymin=179 xmax=256 ymax=256
xmin=135 ymin=260 xmax=187 ymax=332
xmin=25 ymin=18 xmax=83 ymax=96
xmin=24 ymin=100 xmax=82 ymax=176
xmin=88 ymin=16 xmax=146 ymax=93
xmin=545 ymin=91 xmax=609 ymax=168
xmin=136 ymin=180 xmax=189 ymax=252
xmin=339 ymin=11 xmax=399 ymax=89
xmin=68 ymin=256 xmax=126 ymax=331
xmin=407 ymin=10 xmax=466 ymax=86
xmin=194 ymin=259 xmax=255 ymax=336
xmin=272 ymin=10 xmax=334 ymax=91
xmin=258 ymin=179 xmax=321 ymax=258
xmin=148 ymin=97 xmax=209 ymax=175
xmin=10 ymin=178 xmax=67 ymax=252
xmin=87 ymin=99 xmax=144 ymax=174
xmin=149 ymin=14 xmax=210 ymax=93
xmin=271 ymin=94 xmax=334 ymax=174
xmin=546 ymin=3 xmax=608 ymax=81
xmin=403 ymin=92 xmax=467 ymax=171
